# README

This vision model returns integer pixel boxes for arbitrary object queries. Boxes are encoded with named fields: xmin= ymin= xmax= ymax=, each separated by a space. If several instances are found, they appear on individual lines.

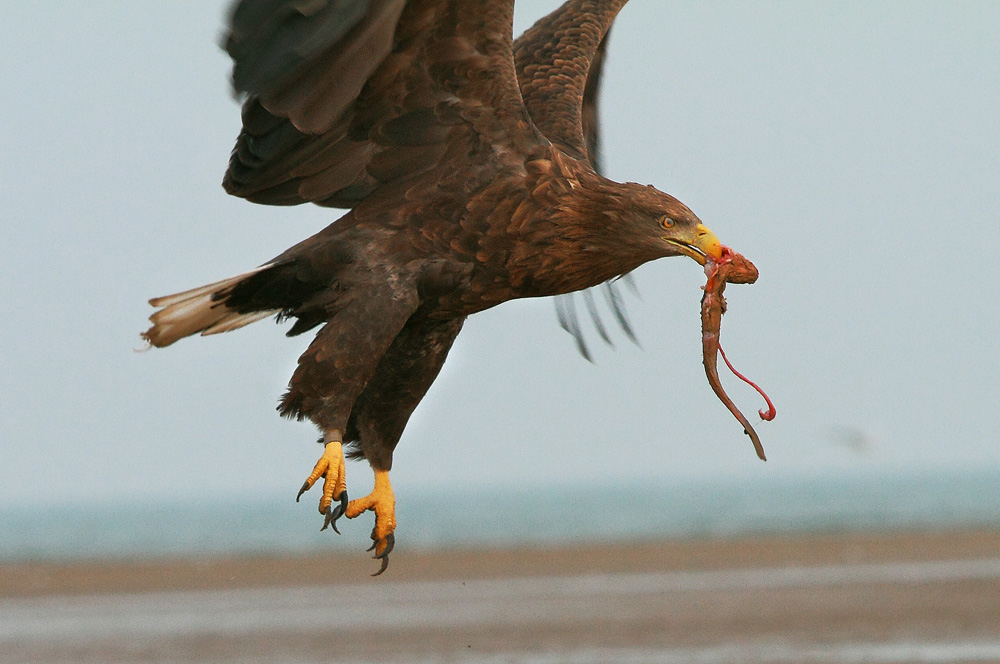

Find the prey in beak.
xmin=666 ymin=223 xmax=723 ymax=265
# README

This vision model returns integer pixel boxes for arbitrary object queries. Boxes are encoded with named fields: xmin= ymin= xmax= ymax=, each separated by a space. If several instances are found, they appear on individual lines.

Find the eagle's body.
xmin=144 ymin=0 xmax=732 ymax=574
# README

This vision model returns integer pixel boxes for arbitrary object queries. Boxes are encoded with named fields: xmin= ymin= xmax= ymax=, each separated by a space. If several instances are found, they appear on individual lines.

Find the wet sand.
xmin=4 ymin=529 xmax=1000 ymax=663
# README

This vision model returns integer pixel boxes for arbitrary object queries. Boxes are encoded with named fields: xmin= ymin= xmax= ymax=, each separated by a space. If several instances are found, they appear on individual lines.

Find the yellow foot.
xmin=345 ymin=469 xmax=396 ymax=575
xmin=296 ymin=441 xmax=348 ymax=533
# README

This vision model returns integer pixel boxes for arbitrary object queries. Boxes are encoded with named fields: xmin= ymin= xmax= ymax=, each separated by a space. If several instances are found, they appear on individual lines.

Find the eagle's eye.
xmin=660 ymin=215 xmax=675 ymax=228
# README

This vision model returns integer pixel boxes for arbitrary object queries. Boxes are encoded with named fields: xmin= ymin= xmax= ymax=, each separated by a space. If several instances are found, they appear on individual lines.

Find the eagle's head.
xmin=616 ymin=182 xmax=724 ymax=266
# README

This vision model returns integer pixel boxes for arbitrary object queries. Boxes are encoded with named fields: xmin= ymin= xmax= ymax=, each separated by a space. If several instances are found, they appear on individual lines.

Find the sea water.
xmin=3 ymin=468 xmax=1000 ymax=561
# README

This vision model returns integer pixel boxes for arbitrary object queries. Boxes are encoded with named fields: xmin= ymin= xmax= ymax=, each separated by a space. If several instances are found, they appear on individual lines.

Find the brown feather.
xmin=223 ymin=0 xmax=536 ymax=209
xmin=148 ymin=0 xmax=741 ymax=509
xmin=514 ymin=0 xmax=627 ymax=163
xmin=514 ymin=7 xmax=632 ymax=357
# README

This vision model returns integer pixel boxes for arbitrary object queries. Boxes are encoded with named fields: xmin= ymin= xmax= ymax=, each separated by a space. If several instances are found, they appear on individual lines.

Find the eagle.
xmin=143 ymin=0 xmax=757 ymax=575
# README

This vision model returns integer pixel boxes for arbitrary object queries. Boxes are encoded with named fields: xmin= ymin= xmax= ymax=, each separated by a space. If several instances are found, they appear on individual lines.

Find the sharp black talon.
xmin=367 ymin=532 xmax=395 ymax=557
xmin=371 ymin=555 xmax=390 ymax=576
xmin=375 ymin=533 xmax=395 ymax=559
xmin=296 ymin=481 xmax=311 ymax=502
xmin=321 ymin=507 xmax=335 ymax=532
xmin=323 ymin=491 xmax=348 ymax=534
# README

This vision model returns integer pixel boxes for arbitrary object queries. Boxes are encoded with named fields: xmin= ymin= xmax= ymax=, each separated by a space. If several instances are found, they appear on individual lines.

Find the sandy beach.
xmin=4 ymin=529 xmax=1000 ymax=663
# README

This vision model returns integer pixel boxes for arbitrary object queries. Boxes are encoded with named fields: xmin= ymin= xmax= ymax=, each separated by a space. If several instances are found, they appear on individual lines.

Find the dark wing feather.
xmin=580 ymin=29 xmax=608 ymax=175
xmin=512 ymin=1 xmax=637 ymax=357
xmin=227 ymin=0 xmax=375 ymax=118
xmin=222 ymin=0 xmax=536 ymax=208
xmin=513 ymin=0 xmax=625 ymax=164
xmin=585 ymin=35 xmax=643 ymax=350
xmin=582 ymin=287 xmax=611 ymax=345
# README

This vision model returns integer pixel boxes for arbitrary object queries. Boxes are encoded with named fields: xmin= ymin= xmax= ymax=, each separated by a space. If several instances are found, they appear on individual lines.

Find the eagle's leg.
xmin=296 ymin=432 xmax=349 ymax=533
xmin=339 ymin=316 xmax=466 ymax=575
xmin=345 ymin=468 xmax=396 ymax=575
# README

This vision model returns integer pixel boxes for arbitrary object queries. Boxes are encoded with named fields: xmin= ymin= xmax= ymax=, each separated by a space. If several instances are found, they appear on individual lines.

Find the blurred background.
xmin=2 ymin=1 xmax=999 ymax=560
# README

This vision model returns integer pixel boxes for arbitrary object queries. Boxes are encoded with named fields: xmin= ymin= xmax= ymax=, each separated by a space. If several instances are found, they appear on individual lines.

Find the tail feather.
xmin=143 ymin=264 xmax=279 ymax=347
xmin=202 ymin=309 xmax=277 ymax=336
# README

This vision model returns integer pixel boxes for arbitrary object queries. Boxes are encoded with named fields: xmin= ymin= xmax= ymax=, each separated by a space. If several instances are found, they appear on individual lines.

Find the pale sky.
xmin=2 ymin=2 xmax=999 ymax=509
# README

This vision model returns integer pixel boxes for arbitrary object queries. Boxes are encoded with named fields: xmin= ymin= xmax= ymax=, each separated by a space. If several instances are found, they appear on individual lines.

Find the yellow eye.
xmin=660 ymin=216 xmax=675 ymax=228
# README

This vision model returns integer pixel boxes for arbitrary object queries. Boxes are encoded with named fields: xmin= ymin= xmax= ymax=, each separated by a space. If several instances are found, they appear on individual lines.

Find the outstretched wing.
xmin=513 ymin=0 xmax=624 ymax=166
xmin=580 ymin=27 xmax=608 ymax=176
xmin=512 ymin=0 xmax=636 ymax=359
xmin=222 ymin=0 xmax=537 ymax=208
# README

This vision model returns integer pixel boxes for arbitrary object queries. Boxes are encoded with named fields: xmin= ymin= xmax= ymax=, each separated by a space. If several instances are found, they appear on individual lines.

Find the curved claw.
xmin=375 ymin=533 xmax=395 ymax=559
xmin=372 ymin=556 xmax=390 ymax=576
xmin=295 ymin=481 xmax=310 ymax=503
xmin=370 ymin=534 xmax=395 ymax=576
xmin=320 ymin=490 xmax=349 ymax=533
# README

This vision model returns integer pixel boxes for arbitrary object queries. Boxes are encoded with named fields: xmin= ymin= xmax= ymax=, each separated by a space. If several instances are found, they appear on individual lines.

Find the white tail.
xmin=142 ymin=264 xmax=279 ymax=347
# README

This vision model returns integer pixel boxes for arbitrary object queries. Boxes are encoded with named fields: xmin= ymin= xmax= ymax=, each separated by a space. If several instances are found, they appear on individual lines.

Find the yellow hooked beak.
xmin=666 ymin=223 xmax=723 ymax=265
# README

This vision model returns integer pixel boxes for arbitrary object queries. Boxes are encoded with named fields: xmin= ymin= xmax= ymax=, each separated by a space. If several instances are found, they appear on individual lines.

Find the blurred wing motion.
xmin=144 ymin=0 xmax=746 ymax=575
xmin=222 ymin=0 xmax=530 ymax=208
